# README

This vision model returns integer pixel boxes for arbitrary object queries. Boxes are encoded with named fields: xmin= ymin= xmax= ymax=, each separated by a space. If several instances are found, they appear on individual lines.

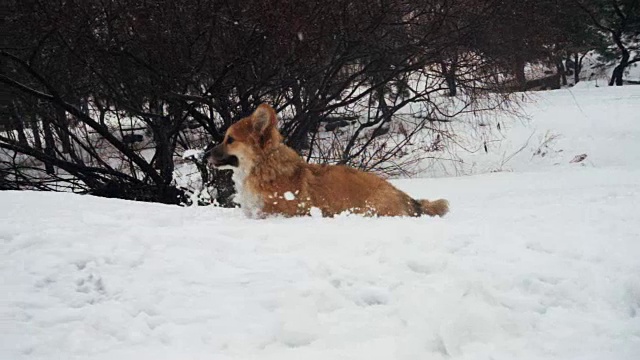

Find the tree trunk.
xmin=556 ymin=60 xmax=567 ymax=86
xmin=609 ymin=61 xmax=627 ymax=86
xmin=286 ymin=113 xmax=317 ymax=152
xmin=574 ymin=53 xmax=580 ymax=85
xmin=55 ymin=107 xmax=73 ymax=154
xmin=13 ymin=116 xmax=28 ymax=145
xmin=30 ymin=113 xmax=42 ymax=151
xmin=440 ymin=62 xmax=457 ymax=96
xmin=514 ymin=55 xmax=527 ymax=89
xmin=148 ymin=99 xmax=177 ymax=203
xmin=42 ymin=118 xmax=56 ymax=174
xmin=609 ymin=34 xmax=630 ymax=86
xmin=10 ymin=102 xmax=28 ymax=145
xmin=154 ymin=127 xmax=173 ymax=184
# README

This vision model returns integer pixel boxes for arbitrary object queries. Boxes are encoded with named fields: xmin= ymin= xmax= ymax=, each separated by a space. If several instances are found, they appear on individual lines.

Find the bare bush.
xmin=1 ymin=0 xmax=526 ymax=206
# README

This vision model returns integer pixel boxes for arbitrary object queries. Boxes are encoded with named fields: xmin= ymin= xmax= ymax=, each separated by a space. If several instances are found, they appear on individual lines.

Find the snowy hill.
xmin=418 ymin=81 xmax=640 ymax=177
xmin=2 ymin=84 xmax=640 ymax=360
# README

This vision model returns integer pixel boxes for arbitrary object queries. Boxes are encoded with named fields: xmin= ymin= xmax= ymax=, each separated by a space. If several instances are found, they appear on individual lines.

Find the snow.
xmin=418 ymin=82 xmax=640 ymax=177
xmin=283 ymin=192 xmax=295 ymax=201
xmin=2 ymin=86 xmax=640 ymax=360
xmin=182 ymin=149 xmax=204 ymax=160
xmin=309 ymin=207 xmax=323 ymax=218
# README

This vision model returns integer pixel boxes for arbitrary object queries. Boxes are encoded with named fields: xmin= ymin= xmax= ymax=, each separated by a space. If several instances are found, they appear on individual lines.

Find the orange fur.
xmin=208 ymin=104 xmax=449 ymax=218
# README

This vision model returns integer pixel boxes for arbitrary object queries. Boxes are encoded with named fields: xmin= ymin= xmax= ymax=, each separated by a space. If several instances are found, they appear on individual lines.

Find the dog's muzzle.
xmin=207 ymin=143 xmax=239 ymax=168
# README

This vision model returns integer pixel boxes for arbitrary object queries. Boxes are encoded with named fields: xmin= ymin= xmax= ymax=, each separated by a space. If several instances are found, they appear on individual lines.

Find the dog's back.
xmin=246 ymin=143 xmax=448 ymax=217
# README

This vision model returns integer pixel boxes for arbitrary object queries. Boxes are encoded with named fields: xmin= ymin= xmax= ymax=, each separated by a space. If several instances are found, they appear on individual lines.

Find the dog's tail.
xmin=418 ymin=199 xmax=449 ymax=217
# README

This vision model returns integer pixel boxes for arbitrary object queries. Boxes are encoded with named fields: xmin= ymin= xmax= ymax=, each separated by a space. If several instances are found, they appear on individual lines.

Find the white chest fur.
xmin=230 ymin=167 xmax=263 ymax=218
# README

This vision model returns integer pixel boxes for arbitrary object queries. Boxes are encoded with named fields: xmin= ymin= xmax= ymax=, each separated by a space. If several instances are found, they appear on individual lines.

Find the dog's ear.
xmin=252 ymin=104 xmax=277 ymax=133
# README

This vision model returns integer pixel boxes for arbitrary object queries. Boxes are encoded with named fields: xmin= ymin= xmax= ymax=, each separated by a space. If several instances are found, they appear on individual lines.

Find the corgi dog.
xmin=207 ymin=104 xmax=449 ymax=218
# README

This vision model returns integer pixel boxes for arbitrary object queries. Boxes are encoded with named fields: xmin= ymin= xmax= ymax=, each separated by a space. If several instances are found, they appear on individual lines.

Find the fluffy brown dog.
xmin=208 ymin=104 xmax=449 ymax=218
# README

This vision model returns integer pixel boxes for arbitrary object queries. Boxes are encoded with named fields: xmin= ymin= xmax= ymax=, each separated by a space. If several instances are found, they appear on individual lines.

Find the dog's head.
xmin=207 ymin=103 xmax=283 ymax=171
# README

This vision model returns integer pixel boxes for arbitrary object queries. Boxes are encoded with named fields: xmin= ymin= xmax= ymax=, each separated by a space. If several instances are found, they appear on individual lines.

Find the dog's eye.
xmin=226 ymin=136 xmax=235 ymax=145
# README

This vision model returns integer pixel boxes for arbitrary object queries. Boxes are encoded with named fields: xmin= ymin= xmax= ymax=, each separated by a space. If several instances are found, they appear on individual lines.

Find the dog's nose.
xmin=211 ymin=144 xmax=224 ymax=159
xmin=204 ymin=143 xmax=223 ymax=167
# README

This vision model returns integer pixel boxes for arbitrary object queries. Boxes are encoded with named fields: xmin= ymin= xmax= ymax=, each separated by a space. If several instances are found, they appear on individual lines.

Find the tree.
xmin=574 ymin=0 xmax=640 ymax=85
xmin=469 ymin=0 xmax=564 ymax=87
xmin=462 ymin=0 xmax=607 ymax=88
xmin=1 ymin=0 xmax=516 ymax=206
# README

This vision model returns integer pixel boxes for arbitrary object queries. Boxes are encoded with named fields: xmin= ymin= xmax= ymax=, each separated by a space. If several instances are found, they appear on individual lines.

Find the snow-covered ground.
xmin=2 ymin=85 xmax=640 ymax=360
xmin=419 ymin=81 xmax=640 ymax=177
